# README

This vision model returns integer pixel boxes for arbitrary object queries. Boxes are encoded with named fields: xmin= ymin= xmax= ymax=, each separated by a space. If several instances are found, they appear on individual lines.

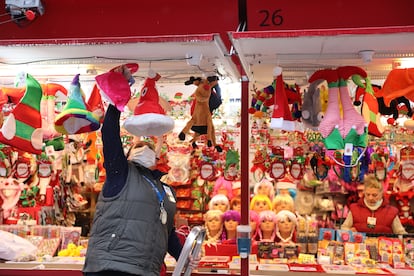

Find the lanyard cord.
xmin=142 ymin=174 xmax=166 ymax=204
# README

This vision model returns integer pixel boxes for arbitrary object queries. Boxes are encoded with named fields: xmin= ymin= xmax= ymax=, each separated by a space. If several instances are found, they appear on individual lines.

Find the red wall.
xmin=246 ymin=0 xmax=414 ymax=31
xmin=0 ymin=0 xmax=239 ymax=41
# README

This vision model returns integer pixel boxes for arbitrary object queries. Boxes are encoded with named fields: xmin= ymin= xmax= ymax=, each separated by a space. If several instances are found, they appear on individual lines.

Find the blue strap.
xmin=142 ymin=174 xmax=166 ymax=204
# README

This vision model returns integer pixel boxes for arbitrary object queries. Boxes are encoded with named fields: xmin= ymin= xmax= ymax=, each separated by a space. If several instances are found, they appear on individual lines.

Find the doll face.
xmin=252 ymin=199 xmax=270 ymax=213
xmin=232 ymin=201 xmax=241 ymax=212
xmin=257 ymin=184 xmax=270 ymax=196
xmin=206 ymin=216 xmax=222 ymax=232
xmin=274 ymin=202 xmax=293 ymax=214
xmin=224 ymin=219 xmax=239 ymax=232
xmin=211 ymin=201 xmax=228 ymax=213
xmin=278 ymin=218 xmax=294 ymax=235
xmin=260 ymin=219 xmax=275 ymax=232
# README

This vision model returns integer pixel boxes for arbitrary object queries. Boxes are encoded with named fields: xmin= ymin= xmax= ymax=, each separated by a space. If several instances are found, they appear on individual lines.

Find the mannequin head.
xmin=208 ymin=194 xmax=230 ymax=213
xmin=253 ymin=178 xmax=275 ymax=201
xmin=230 ymin=195 xmax=241 ymax=213
xmin=222 ymin=210 xmax=241 ymax=241
xmin=204 ymin=209 xmax=224 ymax=243
xmin=250 ymin=210 xmax=260 ymax=240
xmin=250 ymin=194 xmax=272 ymax=213
xmin=257 ymin=210 xmax=277 ymax=242
xmin=275 ymin=210 xmax=297 ymax=244
xmin=273 ymin=193 xmax=295 ymax=214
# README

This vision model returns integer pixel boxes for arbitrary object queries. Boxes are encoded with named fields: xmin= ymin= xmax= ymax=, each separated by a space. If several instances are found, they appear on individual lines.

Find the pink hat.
xmin=123 ymin=72 xmax=174 ymax=137
xmin=95 ymin=63 xmax=138 ymax=112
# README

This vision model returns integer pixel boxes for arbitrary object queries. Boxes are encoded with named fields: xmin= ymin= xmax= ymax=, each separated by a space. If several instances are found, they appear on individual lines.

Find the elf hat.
xmin=123 ymin=71 xmax=174 ymax=137
xmin=95 ymin=63 xmax=138 ymax=112
xmin=54 ymin=74 xmax=100 ymax=135
xmin=0 ymin=74 xmax=43 ymax=154
xmin=270 ymin=66 xmax=295 ymax=131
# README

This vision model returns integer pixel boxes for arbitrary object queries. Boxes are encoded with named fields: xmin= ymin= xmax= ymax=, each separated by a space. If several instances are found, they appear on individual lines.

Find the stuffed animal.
xmin=301 ymin=79 xmax=325 ymax=130
xmin=178 ymin=77 xmax=222 ymax=152
xmin=353 ymin=75 xmax=413 ymax=126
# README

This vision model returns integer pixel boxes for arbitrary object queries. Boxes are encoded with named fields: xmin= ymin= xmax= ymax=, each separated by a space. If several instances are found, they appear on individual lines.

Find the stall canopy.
xmin=0 ymin=34 xmax=241 ymax=85
xmin=230 ymin=26 xmax=414 ymax=85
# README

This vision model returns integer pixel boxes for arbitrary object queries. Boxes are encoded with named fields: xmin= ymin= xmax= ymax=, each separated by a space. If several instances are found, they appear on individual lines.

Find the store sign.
xmin=246 ymin=0 xmax=414 ymax=31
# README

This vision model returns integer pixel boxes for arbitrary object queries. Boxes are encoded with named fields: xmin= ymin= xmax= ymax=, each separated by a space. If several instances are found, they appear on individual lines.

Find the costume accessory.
xmin=123 ymin=71 xmax=174 ymax=137
xmin=270 ymin=66 xmax=295 ymax=131
xmin=0 ymin=74 xmax=43 ymax=154
xmin=95 ymin=63 xmax=138 ymax=112
xmin=54 ymin=74 xmax=100 ymax=135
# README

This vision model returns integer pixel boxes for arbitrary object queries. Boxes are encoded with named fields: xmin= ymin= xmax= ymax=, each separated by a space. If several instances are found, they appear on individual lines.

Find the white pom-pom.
xmin=148 ymin=69 xmax=157 ymax=78
xmin=273 ymin=66 xmax=282 ymax=77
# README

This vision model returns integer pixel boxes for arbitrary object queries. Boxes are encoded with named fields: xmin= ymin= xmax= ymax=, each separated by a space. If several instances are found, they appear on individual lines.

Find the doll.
xmin=221 ymin=210 xmax=241 ymax=243
xmin=253 ymin=178 xmax=275 ymax=201
xmin=208 ymin=194 xmax=230 ymax=213
xmin=273 ymin=193 xmax=295 ymax=214
xmin=250 ymin=194 xmax=272 ymax=214
xmin=250 ymin=210 xmax=260 ymax=241
xmin=204 ymin=209 xmax=224 ymax=244
xmin=230 ymin=195 xmax=241 ymax=213
xmin=275 ymin=210 xmax=298 ymax=246
xmin=256 ymin=210 xmax=277 ymax=242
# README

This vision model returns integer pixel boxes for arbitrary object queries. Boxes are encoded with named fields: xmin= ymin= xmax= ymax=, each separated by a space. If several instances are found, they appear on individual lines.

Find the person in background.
xmin=341 ymin=174 xmax=407 ymax=234
xmin=83 ymin=66 xmax=199 ymax=276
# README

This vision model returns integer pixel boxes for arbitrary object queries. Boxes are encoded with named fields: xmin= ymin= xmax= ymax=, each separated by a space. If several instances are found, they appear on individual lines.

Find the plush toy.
xmin=301 ymin=79 xmax=325 ymax=130
xmin=353 ymin=75 xmax=412 ymax=127
xmin=352 ymin=75 xmax=385 ymax=137
xmin=308 ymin=66 xmax=368 ymax=152
xmin=178 ymin=77 xmax=222 ymax=152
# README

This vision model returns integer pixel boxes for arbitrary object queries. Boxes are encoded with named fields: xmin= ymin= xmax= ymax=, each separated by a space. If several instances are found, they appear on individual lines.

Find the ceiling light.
xmin=358 ymin=50 xmax=375 ymax=63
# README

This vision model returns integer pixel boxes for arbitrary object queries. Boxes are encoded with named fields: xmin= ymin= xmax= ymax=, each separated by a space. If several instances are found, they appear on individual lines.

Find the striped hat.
xmin=0 ymin=74 xmax=43 ymax=154
xmin=54 ymin=74 xmax=100 ymax=135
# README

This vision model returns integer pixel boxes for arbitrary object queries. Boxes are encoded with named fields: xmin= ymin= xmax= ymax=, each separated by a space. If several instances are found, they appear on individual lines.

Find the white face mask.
xmin=364 ymin=198 xmax=383 ymax=210
xmin=128 ymin=145 xmax=156 ymax=168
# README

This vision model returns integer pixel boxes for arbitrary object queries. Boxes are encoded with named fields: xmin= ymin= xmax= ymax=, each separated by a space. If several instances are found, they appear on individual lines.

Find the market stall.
xmin=1 ymin=1 xmax=414 ymax=275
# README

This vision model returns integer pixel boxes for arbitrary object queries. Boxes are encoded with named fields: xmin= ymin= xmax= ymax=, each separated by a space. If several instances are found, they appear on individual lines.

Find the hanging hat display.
xmin=41 ymin=82 xmax=68 ymax=140
xmin=86 ymin=83 xmax=105 ymax=123
xmin=0 ymin=74 xmax=43 ymax=154
xmin=95 ymin=63 xmax=139 ymax=112
xmin=54 ymin=74 xmax=100 ymax=135
xmin=123 ymin=71 xmax=174 ymax=137
xmin=270 ymin=66 xmax=295 ymax=131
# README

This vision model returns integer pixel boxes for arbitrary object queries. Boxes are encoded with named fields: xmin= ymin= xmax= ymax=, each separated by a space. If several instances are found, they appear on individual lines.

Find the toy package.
xmin=405 ymin=237 xmax=414 ymax=268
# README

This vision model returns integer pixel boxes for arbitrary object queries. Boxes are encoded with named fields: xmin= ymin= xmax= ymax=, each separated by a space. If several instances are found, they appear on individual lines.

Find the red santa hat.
xmin=0 ymin=74 xmax=43 ymax=154
xmin=123 ymin=71 xmax=174 ymax=137
xmin=276 ymin=176 xmax=297 ymax=190
xmin=270 ymin=66 xmax=295 ymax=131
xmin=95 ymin=63 xmax=138 ymax=112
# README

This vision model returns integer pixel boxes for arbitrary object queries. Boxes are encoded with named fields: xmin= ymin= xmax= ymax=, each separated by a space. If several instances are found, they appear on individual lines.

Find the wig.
xmin=249 ymin=194 xmax=273 ymax=213
xmin=208 ymin=194 xmax=230 ymax=212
